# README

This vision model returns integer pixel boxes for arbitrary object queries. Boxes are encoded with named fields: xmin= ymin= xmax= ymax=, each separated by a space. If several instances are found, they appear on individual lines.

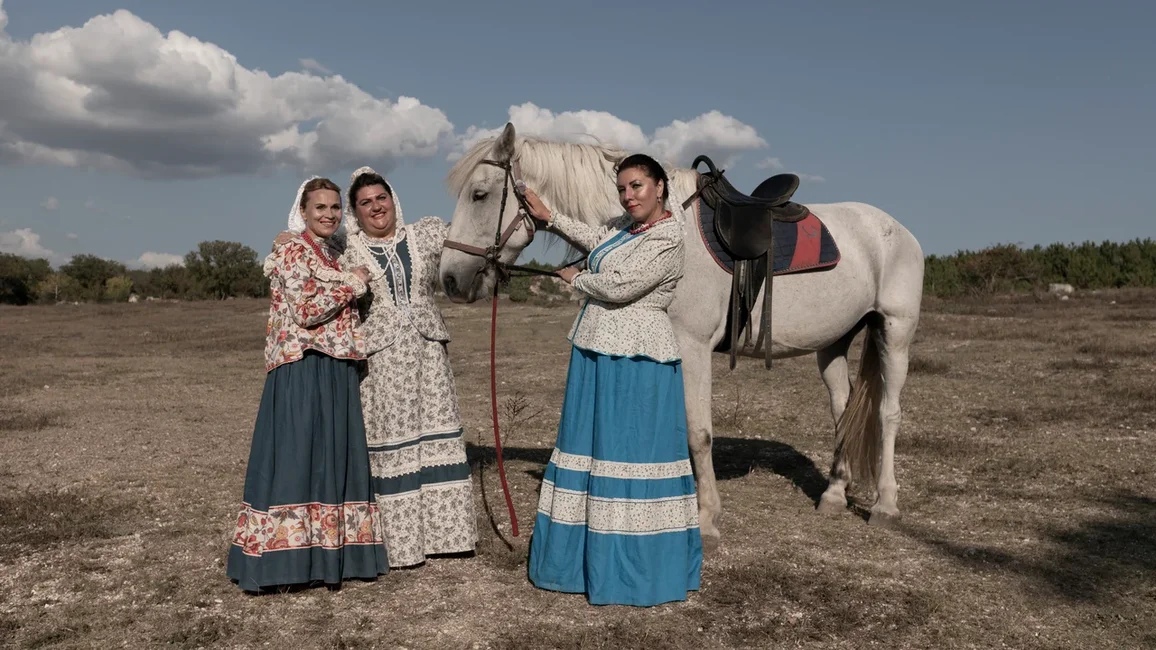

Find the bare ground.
xmin=0 ymin=289 xmax=1153 ymax=649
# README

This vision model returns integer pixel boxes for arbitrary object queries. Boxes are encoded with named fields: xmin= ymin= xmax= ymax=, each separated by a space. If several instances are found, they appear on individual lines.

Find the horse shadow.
xmin=897 ymin=490 xmax=1156 ymax=609
xmin=465 ymin=435 xmax=828 ymax=506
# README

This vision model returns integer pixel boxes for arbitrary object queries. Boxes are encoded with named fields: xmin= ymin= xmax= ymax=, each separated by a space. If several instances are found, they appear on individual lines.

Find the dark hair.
xmin=616 ymin=153 xmax=669 ymax=200
xmin=348 ymin=171 xmax=393 ymax=208
xmin=299 ymin=177 xmax=341 ymax=209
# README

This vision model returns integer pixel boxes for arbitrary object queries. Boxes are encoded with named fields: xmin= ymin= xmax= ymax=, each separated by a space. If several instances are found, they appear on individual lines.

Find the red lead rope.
xmin=489 ymin=284 xmax=520 ymax=537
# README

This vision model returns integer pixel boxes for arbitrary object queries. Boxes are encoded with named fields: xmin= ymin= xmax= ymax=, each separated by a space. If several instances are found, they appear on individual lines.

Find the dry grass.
xmin=0 ymin=288 xmax=1154 ymax=649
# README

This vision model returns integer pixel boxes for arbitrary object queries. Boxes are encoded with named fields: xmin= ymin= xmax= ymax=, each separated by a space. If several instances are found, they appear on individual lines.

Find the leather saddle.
xmin=687 ymin=155 xmax=808 ymax=259
xmin=682 ymin=155 xmax=812 ymax=370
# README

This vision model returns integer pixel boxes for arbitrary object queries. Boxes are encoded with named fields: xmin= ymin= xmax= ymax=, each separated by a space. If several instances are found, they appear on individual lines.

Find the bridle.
xmin=441 ymin=158 xmax=564 ymax=284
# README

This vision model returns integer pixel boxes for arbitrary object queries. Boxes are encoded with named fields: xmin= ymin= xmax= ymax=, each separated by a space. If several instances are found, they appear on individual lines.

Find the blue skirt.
xmin=226 ymin=351 xmax=389 ymax=593
xmin=528 ymin=346 xmax=702 ymax=606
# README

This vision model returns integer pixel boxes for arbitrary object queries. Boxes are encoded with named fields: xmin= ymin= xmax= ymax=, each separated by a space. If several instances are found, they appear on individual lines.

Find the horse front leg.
xmin=679 ymin=338 xmax=722 ymax=549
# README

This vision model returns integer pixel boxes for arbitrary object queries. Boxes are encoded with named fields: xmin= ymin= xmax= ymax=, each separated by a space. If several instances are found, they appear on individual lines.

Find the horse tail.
xmin=832 ymin=316 xmax=884 ymax=491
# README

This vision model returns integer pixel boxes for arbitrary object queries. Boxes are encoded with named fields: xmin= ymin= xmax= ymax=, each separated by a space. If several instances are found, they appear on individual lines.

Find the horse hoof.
xmin=868 ymin=510 xmax=901 ymax=528
xmin=816 ymin=494 xmax=846 ymax=515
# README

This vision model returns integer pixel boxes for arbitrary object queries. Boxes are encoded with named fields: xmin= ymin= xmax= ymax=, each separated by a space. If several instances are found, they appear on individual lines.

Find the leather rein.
xmin=439 ymin=157 xmax=584 ymax=539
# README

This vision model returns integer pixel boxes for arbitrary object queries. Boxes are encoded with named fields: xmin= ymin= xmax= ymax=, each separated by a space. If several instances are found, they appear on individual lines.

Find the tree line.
xmin=923 ymin=238 xmax=1156 ymax=297
xmin=2 ymin=237 xmax=1155 ymax=306
xmin=0 ymin=241 xmax=268 ymax=305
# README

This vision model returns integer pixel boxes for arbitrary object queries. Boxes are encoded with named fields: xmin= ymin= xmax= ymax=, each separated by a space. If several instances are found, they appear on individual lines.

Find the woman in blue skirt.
xmin=519 ymin=154 xmax=702 ymax=607
xmin=226 ymin=177 xmax=389 ymax=593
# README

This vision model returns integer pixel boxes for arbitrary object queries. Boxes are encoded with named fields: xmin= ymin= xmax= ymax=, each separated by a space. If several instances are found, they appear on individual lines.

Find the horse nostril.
xmin=442 ymin=275 xmax=457 ymax=296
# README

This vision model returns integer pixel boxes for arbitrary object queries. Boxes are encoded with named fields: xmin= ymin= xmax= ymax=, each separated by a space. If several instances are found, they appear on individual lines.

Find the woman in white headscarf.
xmin=227 ymin=176 xmax=388 ymax=593
xmin=335 ymin=166 xmax=477 ymax=568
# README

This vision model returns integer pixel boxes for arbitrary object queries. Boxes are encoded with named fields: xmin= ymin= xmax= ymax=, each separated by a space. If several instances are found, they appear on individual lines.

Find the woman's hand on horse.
xmin=520 ymin=187 xmax=552 ymax=223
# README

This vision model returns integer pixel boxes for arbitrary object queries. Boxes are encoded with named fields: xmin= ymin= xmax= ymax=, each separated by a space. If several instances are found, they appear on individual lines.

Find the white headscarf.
xmin=343 ymin=165 xmax=405 ymax=237
xmin=286 ymin=175 xmax=321 ymax=234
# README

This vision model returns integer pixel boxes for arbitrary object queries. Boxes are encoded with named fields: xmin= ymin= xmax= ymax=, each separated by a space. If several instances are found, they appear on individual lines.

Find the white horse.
xmin=438 ymin=123 xmax=925 ymax=543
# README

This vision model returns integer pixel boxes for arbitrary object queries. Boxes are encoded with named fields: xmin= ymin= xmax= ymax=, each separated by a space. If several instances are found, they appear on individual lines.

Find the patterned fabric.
xmin=232 ymin=501 xmax=384 ymax=555
xmin=263 ymin=235 xmax=368 ymax=372
xmin=360 ymin=321 xmax=477 ymax=567
xmin=339 ymin=181 xmax=476 ymax=568
xmin=548 ymin=213 xmax=685 ymax=363
xmin=339 ymin=217 xmax=452 ymax=355
xmin=528 ymin=346 xmax=702 ymax=606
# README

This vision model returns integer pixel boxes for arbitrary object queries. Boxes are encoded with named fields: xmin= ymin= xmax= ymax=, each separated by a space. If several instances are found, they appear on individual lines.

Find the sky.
xmin=0 ymin=0 xmax=1153 ymax=269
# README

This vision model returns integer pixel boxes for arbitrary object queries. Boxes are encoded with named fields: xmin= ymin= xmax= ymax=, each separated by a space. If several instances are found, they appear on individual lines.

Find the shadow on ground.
xmin=900 ymin=490 xmax=1156 ymax=608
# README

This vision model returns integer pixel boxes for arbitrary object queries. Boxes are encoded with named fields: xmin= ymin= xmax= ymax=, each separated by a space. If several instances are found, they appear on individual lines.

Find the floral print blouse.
xmin=547 ymin=212 xmax=685 ymax=363
xmin=263 ymin=234 xmax=369 ymax=372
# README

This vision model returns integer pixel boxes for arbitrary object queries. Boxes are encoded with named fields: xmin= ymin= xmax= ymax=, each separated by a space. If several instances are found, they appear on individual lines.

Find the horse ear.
xmin=492 ymin=122 xmax=516 ymax=161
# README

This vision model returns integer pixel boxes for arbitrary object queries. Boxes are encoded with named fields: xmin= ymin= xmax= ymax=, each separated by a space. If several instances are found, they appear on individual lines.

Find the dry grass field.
xmin=0 ymin=289 xmax=1153 ymax=649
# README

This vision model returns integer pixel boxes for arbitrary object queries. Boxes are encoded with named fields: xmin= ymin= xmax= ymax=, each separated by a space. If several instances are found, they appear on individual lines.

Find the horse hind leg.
xmin=815 ymin=326 xmax=859 ymax=514
xmin=868 ymin=311 xmax=917 ymax=526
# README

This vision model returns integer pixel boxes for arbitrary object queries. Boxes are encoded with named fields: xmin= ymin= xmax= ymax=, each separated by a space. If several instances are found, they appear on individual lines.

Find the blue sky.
xmin=0 ymin=0 xmax=1152 ymax=268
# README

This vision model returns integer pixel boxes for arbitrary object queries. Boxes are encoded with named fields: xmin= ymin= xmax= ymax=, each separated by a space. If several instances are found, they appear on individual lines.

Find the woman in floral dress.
xmin=337 ymin=166 xmax=477 ymax=568
xmin=227 ymin=177 xmax=389 ymax=592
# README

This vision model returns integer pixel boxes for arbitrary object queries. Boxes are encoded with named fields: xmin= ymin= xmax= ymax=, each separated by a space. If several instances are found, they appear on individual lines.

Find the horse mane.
xmin=446 ymin=134 xmax=700 ymax=228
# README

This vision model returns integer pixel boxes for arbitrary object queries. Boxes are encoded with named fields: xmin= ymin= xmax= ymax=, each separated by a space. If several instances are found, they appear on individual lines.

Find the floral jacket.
xmin=263 ymin=235 xmax=369 ymax=372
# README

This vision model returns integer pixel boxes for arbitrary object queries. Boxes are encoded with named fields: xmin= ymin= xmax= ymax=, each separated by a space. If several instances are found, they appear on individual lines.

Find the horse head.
xmin=439 ymin=122 xmax=536 ymax=303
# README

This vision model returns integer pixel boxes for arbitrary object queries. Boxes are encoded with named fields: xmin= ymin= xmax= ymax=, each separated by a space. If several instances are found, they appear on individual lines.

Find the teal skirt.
xmin=226 ymin=351 xmax=388 ymax=593
xmin=528 ymin=346 xmax=702 ymax=606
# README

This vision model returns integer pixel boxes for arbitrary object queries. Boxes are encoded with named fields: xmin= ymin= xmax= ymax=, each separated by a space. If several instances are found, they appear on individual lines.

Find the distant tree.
xmin=184 ymin=240 xmax=266 ymax=299
xmin=104 ymin=275 xmax=134 ymax=302
xmin=35 ymin=272 xmax=83 ymax=304
xmin=0 ymin=253 xmax=52 ymax=305
xmin=128 ymin=265 xmax=199 ymax=300
xmin=60 ymin=254 xmax=127 ymax=302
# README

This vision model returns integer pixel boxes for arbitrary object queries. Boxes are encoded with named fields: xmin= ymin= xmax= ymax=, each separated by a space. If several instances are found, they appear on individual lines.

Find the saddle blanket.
xmin=693 ymin=197 xmax=840 ymax=276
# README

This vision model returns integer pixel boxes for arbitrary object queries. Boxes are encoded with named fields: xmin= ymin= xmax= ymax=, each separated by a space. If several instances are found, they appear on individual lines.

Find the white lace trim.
xmin=537 ymin=481 xmax=699 ymax=535
xmin=550 ymin=448 xmax=694 ymax=480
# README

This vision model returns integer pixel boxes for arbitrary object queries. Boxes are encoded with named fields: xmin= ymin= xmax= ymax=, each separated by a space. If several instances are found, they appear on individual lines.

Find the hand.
xmin=271 ymin=230 xmax=295 ymax=250
xmin=351 ymin=266 xmax=370 ymax=284
xmin=520 ymin=186 xmax=552 ymax=223
xmin=557 ymin=266 xmax=581 ymax=283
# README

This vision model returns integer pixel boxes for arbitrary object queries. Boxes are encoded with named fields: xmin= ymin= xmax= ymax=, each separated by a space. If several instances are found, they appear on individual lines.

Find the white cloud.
xmin=0 ymin=4 xmax=820 ymax=183
xmin=756 ymin=157 xmax=784 ymax=170
xmin=795 ymin=173 xmax=826 ymax=183
xmin=0 ymin=2 xmax=454 ymax=178
xmin=66 ymin=232 xmax=78 ymax=239
xmin=133 ymin=251 xmax=185 ymax=269
xmin=41 ymin=196 xmax=59 ymax=211
xmin=649 ymin=111 xmax=767 ymax=167
xmin=299 ymin=58 xmax=332 ymax=75
xmin=0 ymin=227 xmax=61 ymax=261
xmin=452 ymin=103 xmax=768 ymax=168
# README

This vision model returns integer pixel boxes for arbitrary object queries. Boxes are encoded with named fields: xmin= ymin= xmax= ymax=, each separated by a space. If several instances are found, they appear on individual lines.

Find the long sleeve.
xmin=273 ymin=241 xmax=366 ymax=328
xmin=571 ymin=234 xmax=683 ymax=304
xmin=415 ymin=216 xmax=449 ymax=245
xmin=548 ymin=212 xmax=631 ymax=252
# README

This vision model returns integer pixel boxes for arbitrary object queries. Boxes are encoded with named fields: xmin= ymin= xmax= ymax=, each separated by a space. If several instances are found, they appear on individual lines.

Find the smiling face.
xmin=300 ymin=188 xmax=342 ymax=239
xmin=353 ymin=184 xmax=397 ymax=238
xmin=617 ymin=166 xmax=665 ymax=223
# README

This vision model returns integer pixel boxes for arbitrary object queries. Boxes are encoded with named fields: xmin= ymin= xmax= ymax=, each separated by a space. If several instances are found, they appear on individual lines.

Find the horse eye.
xmin=472 ymin=190 xmax=488 ymax=201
